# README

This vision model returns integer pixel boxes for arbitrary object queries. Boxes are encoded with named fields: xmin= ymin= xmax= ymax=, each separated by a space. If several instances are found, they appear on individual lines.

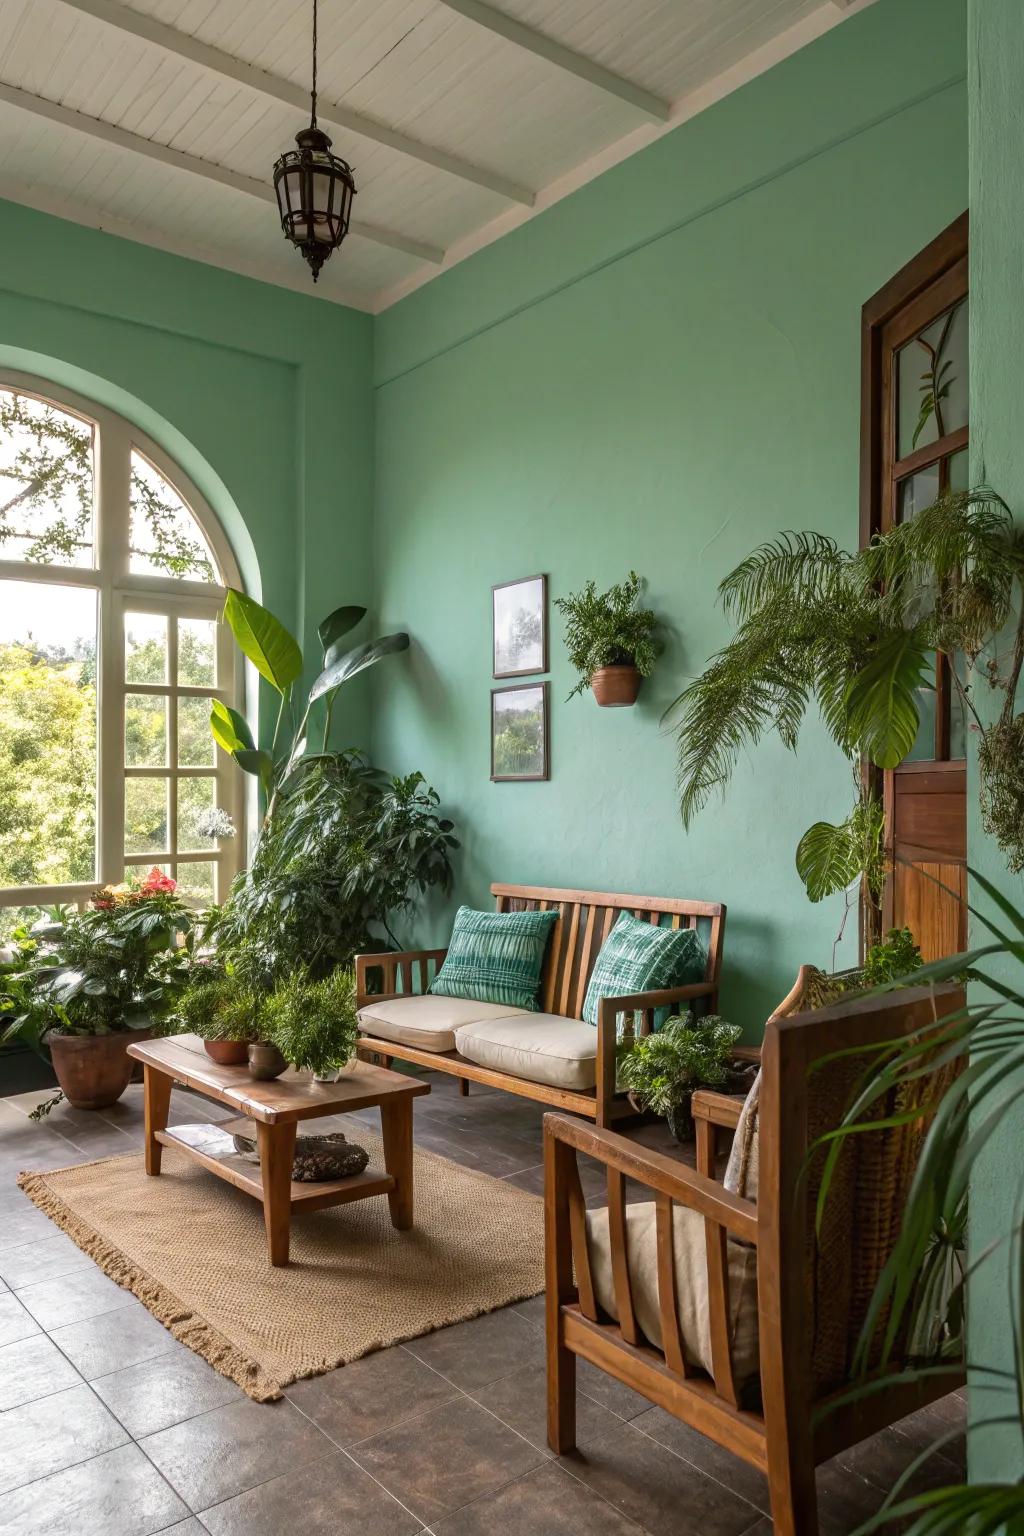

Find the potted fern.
xmin=554 ymin=571 xmax=659 ymax=706
xmin=618 ymin=1013 xmax=742 ymax=1140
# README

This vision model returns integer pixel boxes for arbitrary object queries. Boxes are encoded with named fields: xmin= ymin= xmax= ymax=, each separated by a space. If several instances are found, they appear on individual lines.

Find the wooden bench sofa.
xmin=355 ymin=883 xmax=726 ymax=1126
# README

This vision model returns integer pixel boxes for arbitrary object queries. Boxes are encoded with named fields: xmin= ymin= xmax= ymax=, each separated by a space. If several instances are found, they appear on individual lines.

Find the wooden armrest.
xmin=732 ymin=1045 xmax=762 ymax=1064
xmin=543 ymin=1113 xmax=757 ymax=1244
xmin=599 ymin=981 xmax=715 ymax=1014
xmin=691 ymin=1089 xmax=744 ymax=1131
xmin=354 ymin=947 xmax=448 ymax=1005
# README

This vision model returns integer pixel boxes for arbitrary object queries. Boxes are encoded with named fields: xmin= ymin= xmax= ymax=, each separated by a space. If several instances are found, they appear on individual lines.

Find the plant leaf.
xmin=223 ymin=589 xmax=302 ymax=694
xmin=845 ymin=630 xmax=932 ymax=769
xmin=233 ymin=748 xmax=275 ymax=795
xmin=795 ymin=818 xmax=862 ymax=902
xmin=209 ymin=700 xmax=254 ymax=756
xmin=308 ymin=632 xmax=409 ymax=704
xmin=318 ymin=605 xmax=366 ymax=655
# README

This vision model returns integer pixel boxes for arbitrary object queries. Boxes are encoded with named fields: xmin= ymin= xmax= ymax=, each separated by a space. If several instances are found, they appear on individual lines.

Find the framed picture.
xmin=491 ymin=682 xmax=549 ymax=782
xmin=492 ymin=573 xmax=547 ymax=678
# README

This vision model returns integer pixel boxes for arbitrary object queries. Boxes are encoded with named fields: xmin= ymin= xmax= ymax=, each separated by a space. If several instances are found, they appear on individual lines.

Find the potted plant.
xmin=1 ymin=869 xmax=193 ymax=1112
xmin=618 ymin=1013 xmax=742 ymax=1141
xmin=174 ymin=967 xmax=266 ymax=1065
xmin=265 ymin=968 xmax=359 ymax=1083
xmin=554 ymin=571 xmax=659 ymax=706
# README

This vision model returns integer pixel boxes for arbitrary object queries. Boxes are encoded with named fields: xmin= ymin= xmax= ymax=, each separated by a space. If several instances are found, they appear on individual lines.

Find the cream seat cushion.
xmin=454 ymin=1013 xmax=597 ymax=1091
xmin=358 ymin=995 xmax=528 ymax=1054
xmin=586 ymin=1201 xmax=760 ymax=1392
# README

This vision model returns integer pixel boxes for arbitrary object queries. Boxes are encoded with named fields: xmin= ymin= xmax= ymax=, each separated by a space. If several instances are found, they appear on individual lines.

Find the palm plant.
xmin=667 ymin=488 xmax=1024 ymax=923
xmin=814 ymin=865 xmax=1024 ymax=1532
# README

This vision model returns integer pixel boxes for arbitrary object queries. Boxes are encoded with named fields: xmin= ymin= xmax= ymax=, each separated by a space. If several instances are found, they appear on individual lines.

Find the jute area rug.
xmin=18 ymin=1133 xmax=544 ymax=1402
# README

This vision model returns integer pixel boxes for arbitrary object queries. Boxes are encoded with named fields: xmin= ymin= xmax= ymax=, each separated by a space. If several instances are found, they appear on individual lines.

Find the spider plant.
xmin=666 ymin=488 xmax=1024 ymax=926
xmin=813 ymin=864 xmax=1024 ymax=1533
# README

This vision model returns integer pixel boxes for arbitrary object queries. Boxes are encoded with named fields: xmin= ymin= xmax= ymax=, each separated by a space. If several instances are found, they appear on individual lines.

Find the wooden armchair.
xmin=544 ymin=984 xmax=965 ymax=1536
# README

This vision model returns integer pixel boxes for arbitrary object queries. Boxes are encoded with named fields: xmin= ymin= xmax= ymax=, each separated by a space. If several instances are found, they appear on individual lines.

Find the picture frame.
xmin=492 ymin=573 xmax=547 ymax=679
xmin=491 ymin=682 xmax=549 ymax=782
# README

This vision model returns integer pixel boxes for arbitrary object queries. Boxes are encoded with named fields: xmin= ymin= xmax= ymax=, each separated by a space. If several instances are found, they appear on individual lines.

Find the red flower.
xmin=140 ymin=868 xmax=177 ymax=895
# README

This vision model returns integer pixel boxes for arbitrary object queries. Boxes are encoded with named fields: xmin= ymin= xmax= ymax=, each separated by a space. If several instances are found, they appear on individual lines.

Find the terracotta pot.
xmin=48 ymin=1030 xmax=148 ymax=1111
xmin=203 ymin=1039 xmax=250 ymax=1066
xmin=248 ymin=1041 xmax=288 ymax=1081
xmin=590 ymin=664 xmax=641 ymax=707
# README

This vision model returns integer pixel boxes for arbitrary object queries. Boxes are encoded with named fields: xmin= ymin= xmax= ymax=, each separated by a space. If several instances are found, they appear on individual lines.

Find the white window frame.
xmin=0 ymin=368 xmax=245 ymax=912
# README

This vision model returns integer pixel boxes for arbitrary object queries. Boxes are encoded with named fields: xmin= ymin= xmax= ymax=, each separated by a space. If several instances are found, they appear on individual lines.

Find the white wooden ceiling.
xmin=0 ymin=0 xmax=874 ymax=312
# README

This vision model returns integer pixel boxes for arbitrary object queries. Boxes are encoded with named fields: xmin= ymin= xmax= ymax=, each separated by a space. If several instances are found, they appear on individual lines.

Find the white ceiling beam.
xmin=52 ymin=0 xmax=533 ymax=207
xmin=0 ymin=82 xmax=445 ymax=265
xmin=435 ymin=0 xmax=669 ymax=123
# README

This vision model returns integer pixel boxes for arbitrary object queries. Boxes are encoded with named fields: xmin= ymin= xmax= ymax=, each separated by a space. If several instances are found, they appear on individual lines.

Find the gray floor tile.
xmin=154 ymin=1523 xmax=208 ymax=1536
xmin=574 ymin=1357 xmax=652 ymax=1421
xmin=0 ymin=1288 xmax=42 ymax=1345
xmin=0 ymin=1229 xmax=93 ymax=1289
xmin=0 ymin=1330 xmax=82 ymax=1409
xmin=198 ymin=1448 xmax=422 ymax=1536
xmin=0 ymin=1381 xmax=129 ymax=1494
xmin=286 ymin=1343 xmax=459 ymax=1445
xmin=348 ymin=1394 xmax=546 ymax=1527
xmin=470 ymin=1362 xmax=624 ymax=1456
xmin=0 ymin=1199 xmax=59 ymax=1248
xmin=511 ymin=1293 xmax=546 ymax=1327
xmin=633 ymin=1407 xmax=771 ymax=1513
xmin=432 ymin=1460 xmax=646 ymax=1535
xmin=559 ymin=1417 xmax=761 ymax=1536
xmin=15 ymin=1263 xmax=137 ymax=1329
xmin=140 ymin=1395 xmax=337 ymax=1512
xmin=93 ymin=1347 xmax=244 ymax=1437
xmin=404 ymin=1307 xmax=544 ymax=1390
xmin=50 ymin=1300 xmax=180 ymax=1379
xmin=0 ymin=1441 xmax=188 ymax=1536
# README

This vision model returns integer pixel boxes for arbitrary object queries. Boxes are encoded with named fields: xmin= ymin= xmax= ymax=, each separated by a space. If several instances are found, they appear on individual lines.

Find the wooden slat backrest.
xmin=492 ymin=883 xmax=726 ymax=1021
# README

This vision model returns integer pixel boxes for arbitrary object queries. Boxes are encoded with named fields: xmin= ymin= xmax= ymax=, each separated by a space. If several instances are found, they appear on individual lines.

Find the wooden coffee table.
xmin=127 ymin=1035 xmax=430 ymax=1266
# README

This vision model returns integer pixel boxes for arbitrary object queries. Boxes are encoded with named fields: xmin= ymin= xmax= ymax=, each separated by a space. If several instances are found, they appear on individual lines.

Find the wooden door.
xmin=860 ymin=215 xmax=968 ymax=961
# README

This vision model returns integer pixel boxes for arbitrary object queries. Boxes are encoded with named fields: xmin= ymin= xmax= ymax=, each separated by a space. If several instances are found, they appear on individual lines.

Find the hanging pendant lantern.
xmin=273 ymin=0 xmax=356 ymax=282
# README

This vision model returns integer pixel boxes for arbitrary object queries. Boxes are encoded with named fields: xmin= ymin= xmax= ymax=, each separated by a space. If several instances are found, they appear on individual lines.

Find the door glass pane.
xmin=0 ymin=581 xmax=97 ymax=886
xmin=178 ymin=777 xmax=216 ymax=851
xmin=177 ymin=618 xmax=216 ymax=686
xmin=0 ymin=389 xmax=94 ymax=568
xmin=125 ymin=613 xmax=167 ymax=683
xmin=897 ymin=298 xmax=969 ymax=459
xmin=897 ymin=465 xmax=941 ymax=523
xmin=125 ymin=695 xmax=167 ymax=767
xmin=177 ymin=697 xmax=215 ymax=767
xmin=129 ymin=451 xmax=218 ymax=582
xmin=176 ymin=860 xmax=215 ymax=907
xmin=124 ymin=778 xmax=168 ymax=855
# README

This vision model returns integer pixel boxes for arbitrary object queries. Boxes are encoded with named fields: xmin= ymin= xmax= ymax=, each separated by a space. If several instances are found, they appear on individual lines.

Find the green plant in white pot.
xmin=265 ymin=968 xmax=359 ymax=1083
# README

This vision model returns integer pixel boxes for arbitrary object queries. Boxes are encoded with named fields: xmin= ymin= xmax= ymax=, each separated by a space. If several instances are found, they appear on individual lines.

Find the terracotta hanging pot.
xmin=48 ymin=1030 xmax=150 ymax=1111
xmin=591 ymin=664 xmax=641 ymax=707
xmin=203 ymin=1039 xmax=250 ymax=1066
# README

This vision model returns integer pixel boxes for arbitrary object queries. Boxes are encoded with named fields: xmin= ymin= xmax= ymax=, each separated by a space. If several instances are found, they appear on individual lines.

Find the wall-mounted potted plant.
xmin=618 ymin=1013 xmax=742 ymax=1141
xmin=1 ymin=870 xmax=193 ymax=1113
xmin=554 ymin=571 xmax=659 ymax=706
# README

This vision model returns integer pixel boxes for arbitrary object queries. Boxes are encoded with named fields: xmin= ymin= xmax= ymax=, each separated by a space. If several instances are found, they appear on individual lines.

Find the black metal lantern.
xmin=273 ymin=0 xmax=356 ymax=282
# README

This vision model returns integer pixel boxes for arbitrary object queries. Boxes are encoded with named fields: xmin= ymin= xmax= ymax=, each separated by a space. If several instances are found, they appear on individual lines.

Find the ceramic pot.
xmin=665 ymin=1099 xmax=694 ymax=1144
xmin=312 ymin=1059 xmax=357 ymax=1085
xmin=590 ymin=664 xmax=641 ymax=707
xmin=248 ymin=1041 xmax=288 ymax=1081
xmin=204 ymin=1039 xmax=250 ymax=1067
xmin=49 ymin=1029 xmax=150 ymax=1110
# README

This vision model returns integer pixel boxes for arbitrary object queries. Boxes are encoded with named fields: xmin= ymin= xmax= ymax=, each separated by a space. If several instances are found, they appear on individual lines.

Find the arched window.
xmin=0 ymin=371 xmax=244 ymax=929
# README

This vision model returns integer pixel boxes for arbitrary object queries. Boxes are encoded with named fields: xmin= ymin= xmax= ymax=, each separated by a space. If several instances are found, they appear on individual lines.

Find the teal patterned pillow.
xmin=431 ymin=906 xmax=558 ymax=1012
xmin=582 ymin=912 xmax=706 ymax=1026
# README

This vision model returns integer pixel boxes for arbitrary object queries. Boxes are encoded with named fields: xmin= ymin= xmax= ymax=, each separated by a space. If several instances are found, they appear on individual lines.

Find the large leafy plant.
xmin=209 ymin=595 xmax=457 ymax=984
xmin=618 ymin=1013 xmax=742 ymax=1117
xmin=554 ymin=572 xmax=659 ymax=700
xmin=668 ymin=488 xmax=1024 ymax=923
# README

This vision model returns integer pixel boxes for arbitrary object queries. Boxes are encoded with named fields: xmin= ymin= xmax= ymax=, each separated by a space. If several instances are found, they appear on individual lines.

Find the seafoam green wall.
xmin=371 ymin=0 xmax=968 ymax=1027
xmin=0 ymin=201 xmax=374 ymax=745
xmin=966 ymin=0 xmax=1024 ymax=1483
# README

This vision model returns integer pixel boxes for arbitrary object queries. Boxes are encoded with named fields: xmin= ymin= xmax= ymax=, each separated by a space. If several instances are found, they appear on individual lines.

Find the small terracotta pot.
xmin=49 ymin=1031 xmax=146 ymax=1111
xmin=591 ymin=664 xmax=641 ymax=707
xmin=248 ymin=1041 xmax=288 ymax=1081
xmin=204 ymin=1039 xmax=250 ymax=1066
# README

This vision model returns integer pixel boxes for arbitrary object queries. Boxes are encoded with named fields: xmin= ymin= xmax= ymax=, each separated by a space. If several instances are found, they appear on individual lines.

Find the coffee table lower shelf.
xmin=156 ymin=1121 xmax=397 ymax=1215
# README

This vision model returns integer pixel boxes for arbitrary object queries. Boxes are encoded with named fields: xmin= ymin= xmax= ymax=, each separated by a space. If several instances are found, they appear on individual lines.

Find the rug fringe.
xmin=17 ymin=1170 xmax=283 ymax=1402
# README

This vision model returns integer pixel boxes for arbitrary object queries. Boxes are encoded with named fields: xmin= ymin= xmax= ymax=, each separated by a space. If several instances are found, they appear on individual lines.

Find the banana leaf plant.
xmin=210 ymin=591 xmax=408 ymax=820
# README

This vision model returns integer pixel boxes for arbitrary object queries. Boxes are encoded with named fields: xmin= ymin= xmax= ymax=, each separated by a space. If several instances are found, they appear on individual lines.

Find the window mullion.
xmin=97 ymin=423 xmax=130 ymax=889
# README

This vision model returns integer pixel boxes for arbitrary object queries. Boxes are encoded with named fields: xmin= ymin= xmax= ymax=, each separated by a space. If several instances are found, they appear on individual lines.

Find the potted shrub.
xmin=554 ymin=571 xmax=659 ymax=706
xmin=618 ymin=1013 xmax=742 ymax=1141
xmin=1 ymin=869 xmax=193 ymax=1112
xmin=265 ymin=968 xmax=359 ymax=1083
xmin=175 ymin=967 xmax=266 ymax=1065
